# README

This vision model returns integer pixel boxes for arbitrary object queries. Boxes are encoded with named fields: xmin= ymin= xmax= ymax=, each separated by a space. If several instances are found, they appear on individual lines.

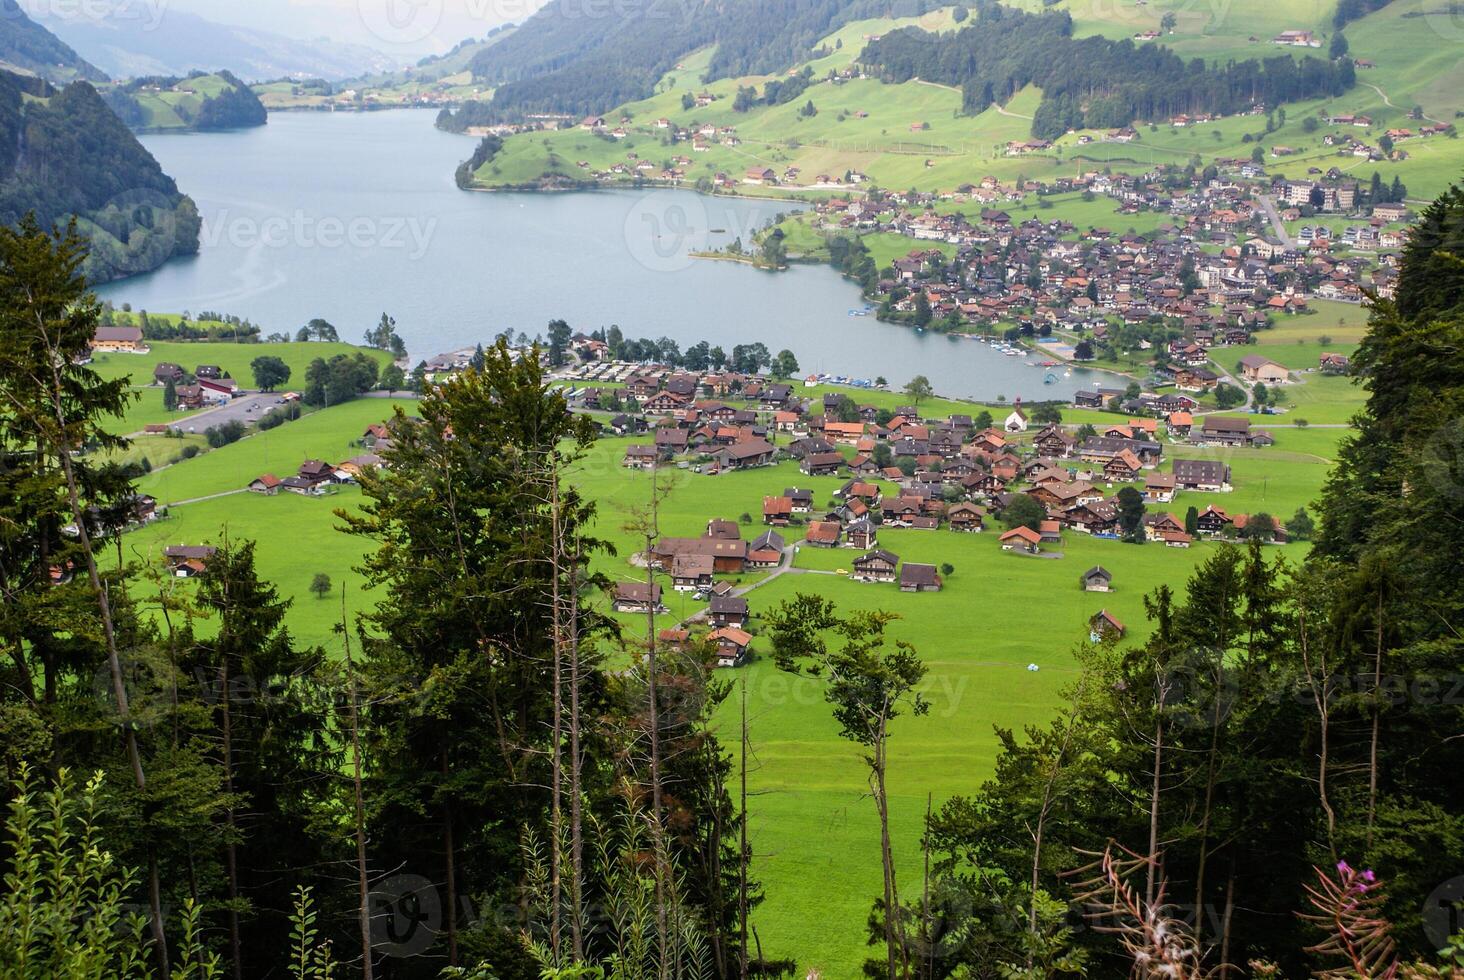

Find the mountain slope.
xmin=467 ymin=0 xmax=950 ymax=116
xmin=35 ymin=7 xmax=394 ymax=83
xmin=0 ymin=70 xmax=200 ymax=282
xmin=0 ymin=0 xmax=106 ymax=83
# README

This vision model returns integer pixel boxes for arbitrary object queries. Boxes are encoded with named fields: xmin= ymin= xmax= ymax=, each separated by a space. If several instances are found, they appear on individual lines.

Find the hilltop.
xmin=103 ymin=70 xmax=267 ymax=132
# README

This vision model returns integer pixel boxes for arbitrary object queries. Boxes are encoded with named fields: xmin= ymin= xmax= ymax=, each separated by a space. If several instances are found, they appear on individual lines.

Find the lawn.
xmin=134 ymin=398 xmax=417 ymax=505
xmin=90 ymin=340 xmax=393 ymax=392
xmin=89 ymin=340 xmax=395 ymax=436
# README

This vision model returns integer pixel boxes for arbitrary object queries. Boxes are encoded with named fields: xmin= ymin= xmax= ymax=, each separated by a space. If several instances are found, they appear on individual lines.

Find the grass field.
xmin=470 ymin=0 xmax=1463 ymax=207
xmin=104 ymin=74 xmax=239 ymax=130
xmin=102 ymin=377 xmax=1344 ymax=972
xmin=90 ymin=340 xmax=395 ymax=435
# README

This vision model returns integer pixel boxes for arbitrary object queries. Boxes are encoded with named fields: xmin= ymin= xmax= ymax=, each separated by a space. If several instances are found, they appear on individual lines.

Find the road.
xmin=1256 ymin=194 xmax=1297 ymax=250
xmin=168 ymin=392 xmax=291 ymax=434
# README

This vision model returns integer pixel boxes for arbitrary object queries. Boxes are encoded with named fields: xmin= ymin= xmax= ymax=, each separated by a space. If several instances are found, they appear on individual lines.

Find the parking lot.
xmin=168 ymin=392 xmax=290 ymax=434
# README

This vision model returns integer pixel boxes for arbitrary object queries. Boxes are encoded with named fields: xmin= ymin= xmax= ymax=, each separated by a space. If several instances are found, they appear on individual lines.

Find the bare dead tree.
xmin=341 ymin=589 xmax=374 ymax=980
xmin=624 ymin=463 xmax=678 ymax=978
xmin=567 ymin=533 xmax=587 ymax=961
xmin=739 ymin=671 xmax=750 ymax=980
xmin=32 ymin=310 xmax=170 ymax=976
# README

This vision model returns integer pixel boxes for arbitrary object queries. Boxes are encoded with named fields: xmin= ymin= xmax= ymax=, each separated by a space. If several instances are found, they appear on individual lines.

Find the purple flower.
xmin=1336 ymin=860 xmax=1353 ymax=877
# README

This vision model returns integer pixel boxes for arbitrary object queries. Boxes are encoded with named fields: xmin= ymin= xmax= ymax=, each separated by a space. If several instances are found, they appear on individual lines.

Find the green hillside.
xmin=102 ymin=70 xmax=266 ymax=132
xmin=463 ymin=0 xmax=1463 ymax=201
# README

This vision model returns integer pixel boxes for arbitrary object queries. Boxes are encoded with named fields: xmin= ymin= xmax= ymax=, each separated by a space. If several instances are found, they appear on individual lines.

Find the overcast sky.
xmin=163 ymin=0 xmax=546 ymax=57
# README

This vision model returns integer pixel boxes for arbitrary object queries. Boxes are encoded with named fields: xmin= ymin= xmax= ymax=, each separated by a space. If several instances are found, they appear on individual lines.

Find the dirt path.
xmin=1364 ymin=82 xmax=1441 ymax=124
xmin=912 ymin=78 xmax=1036 ymax=119
xmin=167 ymin=488 xmax=248 ymax=508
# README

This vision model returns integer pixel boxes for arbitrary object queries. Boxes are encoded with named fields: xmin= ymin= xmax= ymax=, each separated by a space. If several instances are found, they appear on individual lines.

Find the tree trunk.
xmin=1366 ymin=584 xmax=1384 ymax=848
xmin=343 ymin=595 xmax=374 ymax=980
xmin=873 ymin=722 xmax=904 ymax=979
xmin=1218 ymin=860 xmax=1236 ymax=976
xmin=48 ymin=331 xmax=168 ymax=977
xmin=1193 ymin=667 xmax=1224 ymax=924
xmin=443 ymin=749 xmax=458 ymax=967
xmin=221 ymin=655 xmax=243 ymax=980
xmin=643 ymin=469 xmax=670 ymax=978
xmin=1298 ymin=603 xmax=1336 ymax=852
xmin=549 ymin=475 xmax=565 ymax=957
xmin=739 ymin=673 xmax=749 ymax=980
xmin=1146 ymin=713 xmax=1165 ymax=909
xmin=568 ymin=539 xmax=586 ymax=961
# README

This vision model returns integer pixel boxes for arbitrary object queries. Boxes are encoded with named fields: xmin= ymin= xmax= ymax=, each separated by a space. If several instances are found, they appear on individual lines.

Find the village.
xmin=805 ymin=163 xmax=1415 ymax=344
xmin=108 ymin=329 xmax=1304 ymax=675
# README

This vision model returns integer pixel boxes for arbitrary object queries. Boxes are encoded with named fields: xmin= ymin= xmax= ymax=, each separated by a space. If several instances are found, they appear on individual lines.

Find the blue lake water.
xmin=99 ymin=109 xmax=1118 ymax=400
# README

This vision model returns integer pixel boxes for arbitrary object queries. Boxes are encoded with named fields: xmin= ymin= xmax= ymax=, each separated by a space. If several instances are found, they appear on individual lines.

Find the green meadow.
xmin=472 ymin=0 xmax=1464 ymax=206
xmin=89 ymin=340 xmax=394 ymax=434
xmin=99 ymin=368 xmax=1346 ymax=972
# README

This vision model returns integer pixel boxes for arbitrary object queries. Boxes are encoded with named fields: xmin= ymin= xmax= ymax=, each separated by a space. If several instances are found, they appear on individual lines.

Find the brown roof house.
xmin=804 ymin=521 xmax=842 ymax=548
xmin=670 ymin=554 xmax=716 ymax=592
xmin=612 ymin=582 xmax=664 ymax=614
xmin=852 ymin=549 xmax=900 ymax=583
xmin=709 ymin=595 xmax=749 ymax=629
xmin=899 ymin=563 xmax=943 ymax=593
xmin=1237 ymin=355 xmax=1290 ymax=385
xmin=708 ymin=627 xmax=752 ymax=667
xmin=999 ymin=526 xmax=1042 ymax=554
xmin=91 ymin=325 xmax=148 ymax=353
xmin=1089 ymin=609 xmax=1126 ymax=642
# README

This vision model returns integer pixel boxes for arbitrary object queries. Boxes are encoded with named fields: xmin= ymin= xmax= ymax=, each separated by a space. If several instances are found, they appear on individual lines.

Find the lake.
xmin=99 ymin=109 xmax=1118 ymax=400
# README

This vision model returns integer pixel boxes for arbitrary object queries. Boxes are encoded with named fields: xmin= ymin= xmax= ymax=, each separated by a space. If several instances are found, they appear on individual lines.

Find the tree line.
xmin=859 ymin=0 xmax=1356 ymax=139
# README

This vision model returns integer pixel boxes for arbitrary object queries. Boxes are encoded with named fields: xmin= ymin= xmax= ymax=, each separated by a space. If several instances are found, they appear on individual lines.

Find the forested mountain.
xmin=103 ymin=70 xmax=267 ymax=132
xmin=0 ymin=70 xmax=199 ymax=282
xmin=860 ymin=0 xmax=1355 ymax=137
xmin=0 ymin=0 xmax=106 ymax=83
xmin=467 ymin=0 xmax=949 ymax=117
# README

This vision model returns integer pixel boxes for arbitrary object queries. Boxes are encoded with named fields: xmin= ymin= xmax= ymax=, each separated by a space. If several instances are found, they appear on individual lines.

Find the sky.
xmin=162 ymin=0 xmax=547 ymax=57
